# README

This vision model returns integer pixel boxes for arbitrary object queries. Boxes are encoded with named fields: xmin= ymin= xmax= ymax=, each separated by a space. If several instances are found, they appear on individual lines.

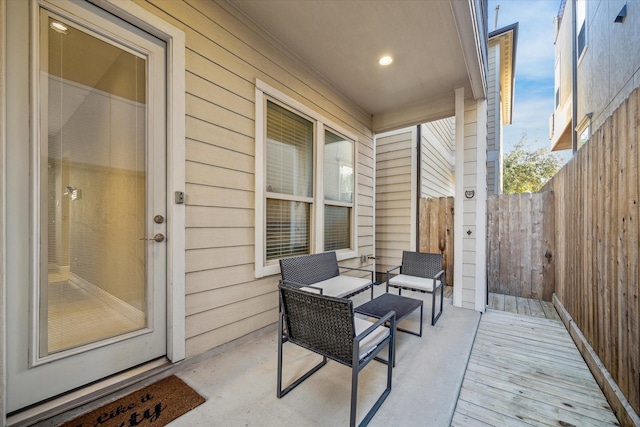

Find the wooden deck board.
xmin=527 ymin=299 xmax=547 ymax=318
xmin=503 ymin=294 xmax=517 ymax=313
xmin=488 ymin=293 xmax=563 ymax=321
xmin=492 ymin=293 xmax=505 ymax=311
xmin=540 ymin=300 xmax=561 ymax=320
xmin=453 ymin=310 xmax=620 ymax=426
xmin=516 ymin=296 xmax=531 ymax=316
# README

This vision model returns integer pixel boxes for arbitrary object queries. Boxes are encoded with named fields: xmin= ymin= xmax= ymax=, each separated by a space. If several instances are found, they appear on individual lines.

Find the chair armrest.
xmin=433 ymin=270 xmax=444 ymax=292
xmin=354 ymin=311 xmax=396 ymax=343
xmin=280 ymin=279 xmax=324 ymax=294
xmin=385 ymin=265 xmax=401 ymax=276
xmin=385 ymin=265 xmax=401 ymax=289
xmin=340 ymin=266 xmax=374 ymax=283
xmin=434 ymin=270 xmax=445 ymax=288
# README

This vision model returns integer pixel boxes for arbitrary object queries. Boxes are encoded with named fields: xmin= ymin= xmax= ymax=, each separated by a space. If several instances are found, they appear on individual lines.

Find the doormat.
xmin=59 ymin=375 xmax=206 ymax=427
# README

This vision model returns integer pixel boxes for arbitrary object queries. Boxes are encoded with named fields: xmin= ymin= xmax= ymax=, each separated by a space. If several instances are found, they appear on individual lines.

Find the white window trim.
xmin=575 ymin=112 xmax=592 ymax=149
xmin=254 ymin=79 xmax=358 ymax=278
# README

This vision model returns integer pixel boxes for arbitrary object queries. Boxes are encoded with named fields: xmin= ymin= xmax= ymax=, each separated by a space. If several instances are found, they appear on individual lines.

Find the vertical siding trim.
xmin=410 ymin=127 xmax=418 ymax=251
xmin=474 ymin=99 xmax=488 ymax=312
xmin=453 ymin=87 xmax=465 ymax=308
xmin=0 ymin=0 xmax=6 ymax=421
xmin=416 ymin=124 xmax=421 ymax=251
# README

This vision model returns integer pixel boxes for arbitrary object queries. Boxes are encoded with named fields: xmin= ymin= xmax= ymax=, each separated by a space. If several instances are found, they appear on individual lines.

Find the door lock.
xmin=154 ymin=215 xmax=165 ymax=224
xmin=140 ymin=233 xmax=165 ymax=243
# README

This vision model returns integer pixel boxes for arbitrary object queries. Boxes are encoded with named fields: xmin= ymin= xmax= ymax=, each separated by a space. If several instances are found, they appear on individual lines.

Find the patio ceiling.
xmin=225 ymin=0 xmax=486 ymax=133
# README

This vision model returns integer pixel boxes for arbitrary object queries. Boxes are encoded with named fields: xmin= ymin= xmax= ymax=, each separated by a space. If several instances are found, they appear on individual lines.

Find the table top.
xmin=355 ymin=292 xmax=422 ymax=321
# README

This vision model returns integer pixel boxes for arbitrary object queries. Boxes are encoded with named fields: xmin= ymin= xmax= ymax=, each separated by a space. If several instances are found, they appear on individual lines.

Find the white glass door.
xmin=7 ymin=0 xmax=167 ymax=412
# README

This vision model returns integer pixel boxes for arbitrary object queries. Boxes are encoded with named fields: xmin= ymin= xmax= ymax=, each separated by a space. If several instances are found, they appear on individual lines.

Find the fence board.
xmin=548 ymin=88 xmax=640 ymax=415
xmin=487 ymin=192 xmax=555 ymax=301
xmin=628 ymin=89 xmax=640 ymax=410
xmin=419 ymin=196 xmax=454 ymax=286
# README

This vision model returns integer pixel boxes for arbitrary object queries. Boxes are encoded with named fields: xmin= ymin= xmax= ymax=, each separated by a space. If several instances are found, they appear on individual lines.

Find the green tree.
xmin=503 ymin=138 xmax=562 ymax=194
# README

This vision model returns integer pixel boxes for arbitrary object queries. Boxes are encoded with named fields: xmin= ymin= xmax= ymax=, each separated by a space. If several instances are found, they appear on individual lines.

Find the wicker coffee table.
xmin=355 ymin=293 xmax=423 ymax=337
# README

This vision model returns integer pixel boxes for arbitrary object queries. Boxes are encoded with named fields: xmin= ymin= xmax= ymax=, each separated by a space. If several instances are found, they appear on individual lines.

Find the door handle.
xmin=140 ymin=233 xmax=165 ymax=243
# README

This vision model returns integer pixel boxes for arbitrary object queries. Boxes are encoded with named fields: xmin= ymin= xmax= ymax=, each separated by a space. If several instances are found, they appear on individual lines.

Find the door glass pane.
xmin=40 ymin=12 xmax=147 ymax=356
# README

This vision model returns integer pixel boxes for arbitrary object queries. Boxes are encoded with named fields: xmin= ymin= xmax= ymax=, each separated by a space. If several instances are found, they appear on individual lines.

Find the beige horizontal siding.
xmin=185 ymin=184 xmax=253 ymax=209
xmin=186 ymin=264 xmax=255 ymax=294
xmin=421 ymin=118 xmax=455 ymax=198
xmin=186 ymin=308 xmax=277 ymax=356
xmin=375 ymin=130 xmax=414 ymax=275
xmin=134 ymin=0 xmax=376 ymax=358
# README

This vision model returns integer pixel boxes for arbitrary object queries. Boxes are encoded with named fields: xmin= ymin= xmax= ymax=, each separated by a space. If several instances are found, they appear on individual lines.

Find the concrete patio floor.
xmin=174 ymin=290 xmax=480 ymax=426
xmin=37 ymin=286 xmax=480 ymax=426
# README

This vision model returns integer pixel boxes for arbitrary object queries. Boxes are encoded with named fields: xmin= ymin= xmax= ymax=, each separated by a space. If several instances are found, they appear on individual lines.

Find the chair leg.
xmin=356 ymin=326 xmax=394 ymax=426
xmin=350 ymin=363 xmax=359 ymax=427
xmin=277 ymin=310 xmax=285 ymax=397
xmin=278 ymin=311 xmax=327 ymax=398
xmin=431 ymin=284 xmax=444 ymax=325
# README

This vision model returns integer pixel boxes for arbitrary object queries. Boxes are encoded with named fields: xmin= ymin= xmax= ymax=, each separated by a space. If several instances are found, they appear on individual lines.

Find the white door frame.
xmin=93 ymin=0 xmax=187 ymax=365
xmin=1 ymin=0 xmax=185 ymax=421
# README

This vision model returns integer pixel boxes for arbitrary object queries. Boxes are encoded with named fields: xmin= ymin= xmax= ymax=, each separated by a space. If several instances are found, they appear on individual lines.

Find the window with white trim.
xmin=255 ymin=81 xmax=357 ymax=277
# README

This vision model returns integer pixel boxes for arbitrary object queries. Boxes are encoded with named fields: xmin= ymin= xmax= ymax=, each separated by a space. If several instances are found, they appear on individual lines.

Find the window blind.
xmin=266 ymin=101 xmax=313 ymax=197
xmin=266 ymin=199 xmax=310 ymax=260
xmin=324 ymin=205 xmax=350 ymax=251
xmin=265 ymin=101 xmax=313 ymax=260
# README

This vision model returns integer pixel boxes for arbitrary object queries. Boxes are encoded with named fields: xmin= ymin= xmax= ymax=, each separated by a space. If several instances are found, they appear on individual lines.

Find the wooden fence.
xmin=419 ymin=196 xmax=454 ymax=286
xmin=545 ymin=88 xmax=639 ymax=417
xmin=486 ymin=192 xmax=555 ymax=301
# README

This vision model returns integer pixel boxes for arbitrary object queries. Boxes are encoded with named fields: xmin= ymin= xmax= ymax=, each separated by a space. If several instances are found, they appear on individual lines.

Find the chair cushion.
xmin=300 ymin=275 xmax=371 ymax=298
xmin=389 ymin=274 xmax=440 ymax=292
xmin=354 ymin=317 xmax=390 ymax=359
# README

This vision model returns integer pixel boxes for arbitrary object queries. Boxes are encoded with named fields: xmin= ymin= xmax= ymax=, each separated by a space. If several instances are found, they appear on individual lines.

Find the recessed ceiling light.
xmin=50 ymin=22 xmax=69 ymax=34
xmin=378 ymin=56 xmax=393 ymax=66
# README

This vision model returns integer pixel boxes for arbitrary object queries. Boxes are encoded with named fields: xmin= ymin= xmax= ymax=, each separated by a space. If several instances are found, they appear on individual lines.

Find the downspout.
xmin=571 ymin=0 xmax=578 ymax=153
xmin=416 ymin=124 xmax=421 ymax=252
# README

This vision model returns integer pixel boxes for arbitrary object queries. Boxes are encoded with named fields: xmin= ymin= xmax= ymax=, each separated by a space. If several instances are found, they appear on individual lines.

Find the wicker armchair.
xmin=386 ymin=251 xmax=445 ymax=325
xmin=277 ymin=283 xmax=395 ymax=427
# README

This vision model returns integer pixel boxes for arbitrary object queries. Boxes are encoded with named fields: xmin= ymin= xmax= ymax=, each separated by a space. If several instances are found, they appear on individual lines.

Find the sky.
xmin=487 ymin=0 xmax=572 ymax=163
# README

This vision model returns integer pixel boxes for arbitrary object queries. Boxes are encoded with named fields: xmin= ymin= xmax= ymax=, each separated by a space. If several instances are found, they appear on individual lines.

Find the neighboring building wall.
xmin=551 ymin=0 xmax=640 ymax=151
xmin=550 ymin=0 xmax=574 ymax=151
xmin=486 ymin=42 xmax=501 ymax=195
xmin=375 ymin=128 xmax=416 ymax=278
xmin=577 ymin=0 xmax=640 ymax=133
xmin=132 ymin=0 xmax=375 ymax=358
xmin=420 ymin=118 xmax=455 ymax=198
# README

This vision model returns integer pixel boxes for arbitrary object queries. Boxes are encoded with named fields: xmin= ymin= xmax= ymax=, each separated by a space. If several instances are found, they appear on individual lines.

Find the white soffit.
xmin=226 ymin=0 xmax=475 ymax=120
